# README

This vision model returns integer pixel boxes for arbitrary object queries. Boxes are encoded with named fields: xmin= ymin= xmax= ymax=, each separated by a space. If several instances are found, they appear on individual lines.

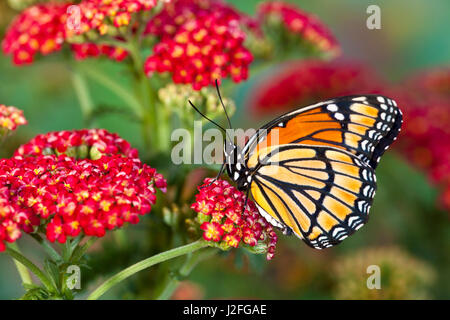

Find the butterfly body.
xmin=225 ymin=95 xmax=403 ymax=249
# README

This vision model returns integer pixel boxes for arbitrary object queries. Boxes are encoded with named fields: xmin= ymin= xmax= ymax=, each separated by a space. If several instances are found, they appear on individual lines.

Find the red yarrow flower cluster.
xmin=71 ymin=43 xmax=129 ymax=61
xmin=15 ymin=129 xmax=138 ymax=159
xmin=191 ymin=178 xmax=277 ymax=260
xmin=0 ymin=154 xmax=166 ymax=249
xmin=0 ymin=104 xmax=27 ymax=133
xmin=395 ymin=68 xmax=450 ymax=211
xmin=258 ymin=1 xmax=340 ymax=55
xmin=145 ymin=0 xmax=257 ymax=38
xmin=68 ymin=0 xmax=163 ymax=60
xmin=249 ymin=59 xmax=385 ymax=114
xmin=2 ymin=2 xmax=70 ymax=65
xmin=0 ymin=189 xmax=33 ymax=252
xmin=144 ymin=0 xmax=253 ymax=90
xmin=75 ymin=0 xmax=160 ymax=36
xmin=1 ymin=1 xmax=137 ymax=65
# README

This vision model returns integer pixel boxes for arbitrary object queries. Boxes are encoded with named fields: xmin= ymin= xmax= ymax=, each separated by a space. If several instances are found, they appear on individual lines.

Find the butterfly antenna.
xmin=189 ymin=99 xmax=227 ymax=184
xmin=189 ymin=84 xmax=233 ymax=186
xmin=188 ymin=100 xmax=227 ymax=133
xmin=215 ymin=79 xmax=233 ymax=130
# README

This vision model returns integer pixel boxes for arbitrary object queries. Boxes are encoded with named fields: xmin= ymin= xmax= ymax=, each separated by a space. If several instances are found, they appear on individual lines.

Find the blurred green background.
xmin=0 ymin=0 xmax=449 ymax=299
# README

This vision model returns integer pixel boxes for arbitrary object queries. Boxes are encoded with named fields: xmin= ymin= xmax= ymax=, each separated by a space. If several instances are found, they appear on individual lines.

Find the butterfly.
xmin=190 ymin=87 xmax=403 ymax=249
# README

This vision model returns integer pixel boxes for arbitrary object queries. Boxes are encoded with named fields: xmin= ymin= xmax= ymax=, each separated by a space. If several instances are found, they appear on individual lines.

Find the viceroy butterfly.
xmin=190 ymin=85 xmax=403 ymax=249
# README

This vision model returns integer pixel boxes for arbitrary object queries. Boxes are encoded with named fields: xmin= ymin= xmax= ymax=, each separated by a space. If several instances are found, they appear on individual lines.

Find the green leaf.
xmin=62 ymin=241 xmax=72 ymax=262
xmin=20 ymin=287 xmax=50 ymax=300
xmin=44 ymin=259 xmax=61 ymax=292
xmin=22 ymin=283 xmax=42 ymax=291
xmin=70 ymin=236 xmax=83 ymax=252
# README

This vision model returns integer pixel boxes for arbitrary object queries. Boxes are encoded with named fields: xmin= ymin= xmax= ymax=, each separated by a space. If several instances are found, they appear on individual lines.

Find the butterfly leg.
xmin=243 ymin=186 xmax=250 ymax=212
xmin=282 ymin=226 xmax=293 ymax=236
xmin=200 ymin=163 xmax=226 ymax=189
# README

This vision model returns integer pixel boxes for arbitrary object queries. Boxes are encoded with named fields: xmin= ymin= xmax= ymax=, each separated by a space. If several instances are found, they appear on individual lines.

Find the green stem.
xmin=70 ymin=68 xmax=95 ymax=126
xmin=87 ymin=240 xmax=209 ymax=300
xmin=126 ymin=37 xmax=164 ymax=153
xmin=29 ymin=233 xmax=62 ymax=262
xmin=156 ymin=248 xmax=217 ymax=300
xmin=93 ymin=39 xmax=131 ymax=51
xmin=4 ymin=247 xmax=56 ymax=293
xmin=70 ymin=237 xmax=97 ymax=263
xmin=8 ymin=242 xmax=33 ymax=286
xmin=77 ymin=63 xmax=144 ymax=119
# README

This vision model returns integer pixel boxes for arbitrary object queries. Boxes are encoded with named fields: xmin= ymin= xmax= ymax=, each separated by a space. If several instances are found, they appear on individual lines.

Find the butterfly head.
xmin=224 ymin=141 xmax=250 ymax=191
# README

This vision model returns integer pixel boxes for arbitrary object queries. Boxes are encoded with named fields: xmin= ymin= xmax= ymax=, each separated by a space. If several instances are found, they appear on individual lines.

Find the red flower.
xmin=0 ymin=154 xmax=166 ymax=245
xmin=258 ymin=1 xmax=340 ymax=55
xmin=394 ymin=68 xmax=450 ymax=211
xmin=46 ymin=217 xmax=67 ymax=244
xmin=1 ymin=1 xmax=136 ymax=65
xmin=223 ymin=231 xmax=240 ymax=248
xmin=67 ymin=0 xmax=165 ymax=61
xmin=144 ymin=0 xmax=254 ymax=90
xmin=0 ymin=129 xmax=166 ymax=249
xmin=200 ymin=221 xmax=223 ymax=242
xmin=249 ymin=59 xmax=385 ymax=115
xmin=0 ymin=196 xmax=29 ymax=251
xmin=404 ymin=68 xmax=450 ymax=100
xmin=145 ymin=0 xmax=256 ymax=38
xmin=2 ymin=3 xmax=70 ymax=65
xmin=0 ymin=104 xmax=27 ymax=133
xmin=191 ymin=178 xmax=277 ymax=260
xmin=15 ymin=129 xmax=138 ymax=159
xmin=71 ymin=43 xmax=129 ymax=61
xmin=75 ymin=0 xmax=159 ymax=36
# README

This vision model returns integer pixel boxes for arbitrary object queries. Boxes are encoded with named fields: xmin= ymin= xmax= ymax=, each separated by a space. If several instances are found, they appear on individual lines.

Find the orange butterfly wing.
xmin=248 ymin=144 xmax=377 ymax=249
xmin=240 ymin=95 xmax=403 ymax=248
xmin=243 ymin=95 xmax=403 ymax=170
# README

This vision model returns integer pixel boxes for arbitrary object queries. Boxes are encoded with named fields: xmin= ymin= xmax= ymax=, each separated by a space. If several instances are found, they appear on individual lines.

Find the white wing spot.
xmin=363 ymin=185 xmax=371 ymax=197
xmin=362 ymin=169 xmax=368 ymax=181
xmin=355 ymin=223 xmax=364 ymax=230
xmin=255 ymin=204 xmax=284 ymax=229
xmin=348 ymin=216 xmax=360 ymax=227
xmin=327 ymin=104 xmax=338 ymax=112
xmin=332 ymin=227 xmax=345 ymax=238
xmin=338 ymin=234 xmax=348 ymax=241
